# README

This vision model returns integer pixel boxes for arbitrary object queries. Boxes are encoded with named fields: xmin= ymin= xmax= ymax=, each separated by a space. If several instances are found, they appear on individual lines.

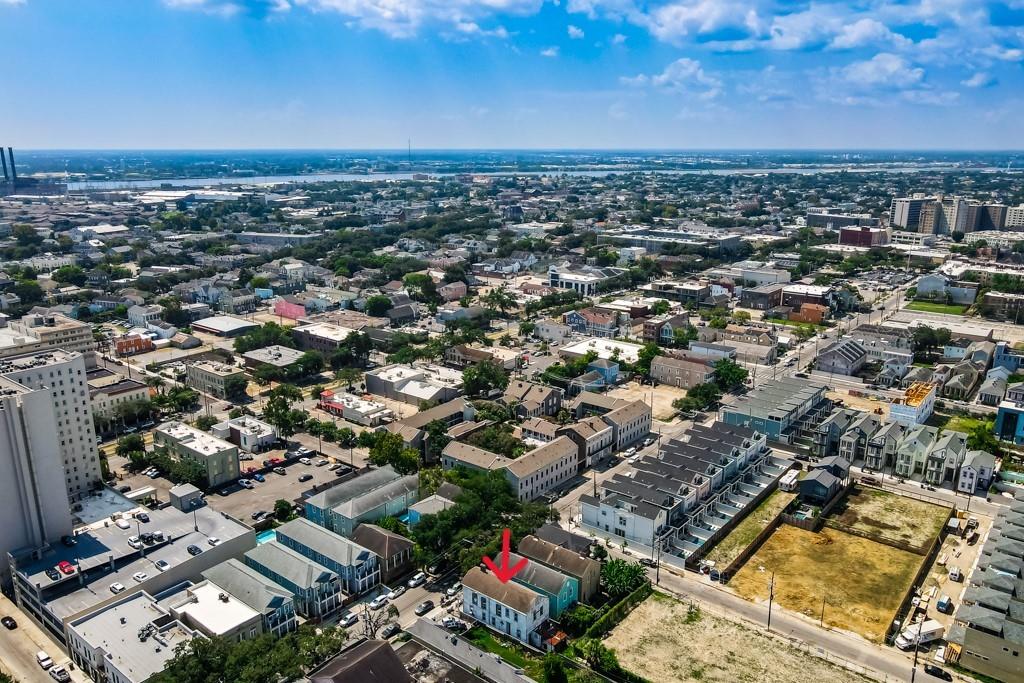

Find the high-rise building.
xmin=0 ymin=313 xmax=97 ymax=367
xmin=0 ymin=351 xmax=102 ymax=503
xmin=1005 ymin=204 xmax=1024 ymax=229
xmin=890 ymin=195 xmax=930 ymax=230
xmin=0 ymin=375 xmax=73 ymax=578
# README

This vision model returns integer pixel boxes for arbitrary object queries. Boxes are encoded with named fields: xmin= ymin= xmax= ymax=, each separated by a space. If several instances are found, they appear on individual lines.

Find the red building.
xmin=274 ymin=296 xmax=306 ymax=320
xmin=839 ymin=226 xmax=888 ymax=247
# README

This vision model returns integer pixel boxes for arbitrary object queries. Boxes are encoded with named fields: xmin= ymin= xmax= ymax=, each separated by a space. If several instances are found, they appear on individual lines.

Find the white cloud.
xmin=0 ymin=0 xmax=27 ymax=5
xmin=608 ymin=101 xmax=628 ymax=119
xmin=623 ymin=57 xmax=722 ymax=99
xmin=540 ymin=46 xmax=560 ymax=57
xmin=162 ymin=0 xmax=243 ymax=16
xmin=961 ymin=71 xmax=996 ymax=87
xmin=568 ymin=24 xmax=585 ymax=39
xmin=453 ymin=21 xmax=509 ymax=39
xmin=643 ymin=0 xmax=762 ymax=44
xmin=841 ymin=53 xmax=923 ymax=87
xmin=611 ymin=33 xmax=627 ymax=44
xmin=829 ymin=18 xmax=911 ymax=50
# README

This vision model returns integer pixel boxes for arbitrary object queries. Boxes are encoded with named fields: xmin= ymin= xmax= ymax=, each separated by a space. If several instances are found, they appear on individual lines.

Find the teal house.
xmin=505 ymin=551 xmax=578 ymax=617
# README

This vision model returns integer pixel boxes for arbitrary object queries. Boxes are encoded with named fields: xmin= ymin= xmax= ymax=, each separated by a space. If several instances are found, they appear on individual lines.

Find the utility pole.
xmin=910 ymin=616 xmax=925 ymax=683
xmin=820 ymin=596 xmax=826 ymax=628
xmin=767 ymin=571 xmax=775 ymax=632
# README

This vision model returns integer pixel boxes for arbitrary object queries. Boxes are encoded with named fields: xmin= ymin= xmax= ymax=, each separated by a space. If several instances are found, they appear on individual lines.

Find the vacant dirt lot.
xmin=730 ymin=525 xmax=924 ymax=643
xmin=608 ymin=381 xmax=687 ymax=422
xmin=606 ymin=592 xmax=870 ymax=683
xmin=830 ymin=487 xmax=949 ymax=550
xmin=704 ymin=489 xmax=796 ymax=569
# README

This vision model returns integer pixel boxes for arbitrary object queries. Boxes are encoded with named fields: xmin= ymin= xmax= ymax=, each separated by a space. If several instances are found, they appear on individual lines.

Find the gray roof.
xmin=202 ymin=558 xmax=293 ymax=615
xmin=244 ymin=541 xmax=337 ymax=590
xmin=723 ymin=376 xmax=826 ymax=422
xmin=518 ymin=535 xmax=600 ymax=579
xmin=332 ymin=475 xmax=418 ymax=519
xmin=351 ymin=524 xmax=414 ymax=560
xmin=276 ymin=517 xmax=375 ymax=567
xmin=462 ymin=566 xmax=544 ymax=615
xmin=506 ymin=552 xmax=574 ymax=596
xmin=308 ymin=639 xmax=412 ymax=683
xmin=306 ymin=466 xmax=402 ymax=511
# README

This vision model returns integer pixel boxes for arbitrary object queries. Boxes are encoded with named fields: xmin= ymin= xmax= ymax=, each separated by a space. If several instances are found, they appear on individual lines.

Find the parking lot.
xmin=339 ymin=570 xmax=465 ymax=639
xmin=208 ymin=456 xmax=353 ymax=521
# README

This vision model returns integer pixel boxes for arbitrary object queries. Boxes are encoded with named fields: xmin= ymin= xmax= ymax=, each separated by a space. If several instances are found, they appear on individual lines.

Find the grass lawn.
xmin=730 ymin=525 xmax=925 ymax=642
xmin=944 ymin=415 xmax=993 ymax=435
xmin=830 ymin=486 xmax=949 ymax=549
xmin=905 ymin=301 xmax=969 ymax=315
xmin=463 ymin=626 xmax=544 ymax=679
xmin=704 ymin=489 xmax=796 ymax=569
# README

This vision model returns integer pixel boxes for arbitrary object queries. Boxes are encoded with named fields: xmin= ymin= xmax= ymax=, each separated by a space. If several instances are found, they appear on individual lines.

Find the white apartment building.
xmin=0 ymin=376 xmax=73 ymax=579
xmin=211 ymin=416 xmax=278 ymax=452
xmin=504 ymin=436 xmax=578 ymax=502
xmin=0 ymin=313 xmax=96 ymax=367
xmin=602 ymin=400 xmax=652 ymax=451
xmin=127 ymin=304 xmax=164 ymax=329
xmin=462 ymin=566 xmax=549 ymax=647
xmin=153 ymin=421 xmax=239 ymax=487
xmin=0 ymin=350 xmax=101 ymax=502
xmin=1008 ymin=204 xmax=1024 ymax=228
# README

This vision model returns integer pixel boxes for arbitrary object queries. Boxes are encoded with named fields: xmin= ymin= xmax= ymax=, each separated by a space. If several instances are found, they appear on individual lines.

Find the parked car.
xmin=407 ymin=572 xmax=427 ymax=588
xmin=445 ymin=582 xmax=462 ymax=597
xmin=57 ymin=561 xmax=75 ymax=575
xmin=109 ymin=582 xmax=126 ymax=594
xmin=639 ymin=558 xmax=659 ymax=568
xmin=239 ymin=479 xmax=255 ymax=489
xmin=1 ymin=616 xmax=17 ymax=629
xmin=36 ymin=651 xmax=53 ymax=669
xmin=155 ymin=560 xmax=170 ymax=572
xmin=937 ymin=595 xmax=953 ymax=614
xmin=339 ymin=611 xmax=359 ymax=628
xmin=208 ymin=537 xmax=221 ymax=546
xmin=253 ymin=473 xmax=266 ymax=482
xmin=923 ymin=665 xmax=952 ymax=681
xmin=60 ymin=534 xmax=77 ymax=547
xmin=414 ymin=600 xmax=434 ymax=616
xmin=381 ymin=623 xmax=401 ymax=638
xmin=299 ymin=457 xmax=312 ymax=465
xmin=387 ymin=586 xmax=406 ymax=600
xmin=948 ymin=566 xmax=962 ymax=582
xmin=369 ymin=595 xmax=389 ymax=610
xmin=117 ymin=485 xmax=132 ymax=493
xmin=298 ymin=473 xmax=313 ymax=482
xmin=115 ymin=518 xmax=132 ymax=530
xmin=49 ymin=666 xmax=70 ymax=682
xmin=45 ymin=568 xmax=61 ymax=581
xmin=274 ymin=467 xmax=287 ymax=475
xmin=128 ymin=536 xmax=143 ymax=549
xmin=328 ymin=463 xmax=342 ymax=471
xmin=132 ymin=571 xmax=148 ymax=582
xmin=187 ymin=544 xmax=203 ymax=556
xmin=316 ymin=459 xmax=329 ymax=466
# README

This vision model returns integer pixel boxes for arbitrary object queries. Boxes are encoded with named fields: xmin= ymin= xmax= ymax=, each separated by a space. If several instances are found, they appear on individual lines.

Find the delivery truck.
xmin=895 ymin=619 xmax=945 ymax=650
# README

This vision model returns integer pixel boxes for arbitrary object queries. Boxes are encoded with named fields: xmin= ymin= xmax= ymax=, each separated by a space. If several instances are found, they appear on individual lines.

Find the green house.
xmin=505 ymin=551 xmax=578 ymax=618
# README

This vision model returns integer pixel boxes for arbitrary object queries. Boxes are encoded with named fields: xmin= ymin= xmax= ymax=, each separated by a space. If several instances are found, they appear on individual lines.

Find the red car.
xmin=269 ymin=457 xmax=282 ymax=465
xmin=57 ymin=561 xmax=75 ymax=575
xmin=245 ymin=467 xmax=257 ymax=474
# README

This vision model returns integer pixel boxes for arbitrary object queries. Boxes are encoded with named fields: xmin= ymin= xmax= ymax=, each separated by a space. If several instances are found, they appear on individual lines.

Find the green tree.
xmin=194 ymin=415 xmax=217 ymax=431
xmin=365 ymin=295 xmax=393 ymax=317
xmin=633 ymin=342 xmax=661 ymax=376
xmin=224 ymin=375 xmax=250 ymax=401
xmin=572 ymin=638 xmax=620 ymax=673
xmin=600 ymin=558 xmax=647 ymax=599
xmin=967 ymin=423 xmax=1000 ymax=456
xmin=713 ymin=358 xmax=749 ymax=391
xmin=424 ymin=419 xmax=452 ymax=461
xmin=650 ymin=299 xmax=670 ymax=316
xmin=117 ymin=434 xmax=146 ymax=457
xmin=274 ymin=499 xmax=293 ymax=521
xmin=367 ymin=431 xmax=420 ymax=474
xmin=462 ymin=359 xmax=510 ymax=396
xmin=481 ymin=286 xmax=516 ymax=317
xmin=542 ymin=653 xmax=570 ymax=683
xmin=262 ymin=384 xmax=306 ymax=438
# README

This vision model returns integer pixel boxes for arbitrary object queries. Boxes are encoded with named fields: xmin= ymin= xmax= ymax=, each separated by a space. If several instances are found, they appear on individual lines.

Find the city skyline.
xmin=2 ymin=0 xmax=1024 ymax=149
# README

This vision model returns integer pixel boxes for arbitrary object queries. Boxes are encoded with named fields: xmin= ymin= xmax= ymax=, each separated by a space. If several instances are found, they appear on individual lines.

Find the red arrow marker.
xmin=483 ymin=528 xmax=528 ymax=584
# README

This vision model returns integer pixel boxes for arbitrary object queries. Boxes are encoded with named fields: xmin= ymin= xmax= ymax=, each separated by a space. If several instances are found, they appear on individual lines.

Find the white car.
xmin=369 ymin=595 xmax=389 ymax=610
xmin=154 ymin=559 xmax=170 ymax=572
xmin=238 ymin=479 xmax=254 ymax=489
xmin=299 ymin=457 xmax=312 ymax=466
xmin=387 ymin=586 xmax=406 ymax=600
xmin=339 ymin=611 xmax=359 ymax=628
xmin=128 ymin=536 xmax=143 ymax=549
xmin=407 ymin=572 xmax=427 ymax=588
xmin=445 ymin=582 xmax=462 ymax=597
xmin=115 ymin=518 xmax=131 ymax=530
xmin=132 ymin=571 xmax=148 ymax=582
xmin=623 ymin=447 xmax=637 ymax=457
xmin=208 ymin=537 xmax=221 ymax=547
xmin=109 ymin=582 xmax=126 ymax=594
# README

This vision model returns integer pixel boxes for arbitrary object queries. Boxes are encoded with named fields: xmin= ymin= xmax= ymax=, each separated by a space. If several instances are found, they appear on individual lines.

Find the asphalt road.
xmin=0 ymin=594 xmax=85 ymax=683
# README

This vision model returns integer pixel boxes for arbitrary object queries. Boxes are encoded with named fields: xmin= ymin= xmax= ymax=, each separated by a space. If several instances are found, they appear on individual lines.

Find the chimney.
xmin=6 ymin=148 xmax=15 ymax=183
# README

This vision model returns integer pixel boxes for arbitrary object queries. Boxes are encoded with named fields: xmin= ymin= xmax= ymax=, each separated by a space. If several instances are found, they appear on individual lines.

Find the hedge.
xmin=584 ymin=581 xmax=653 ymax=639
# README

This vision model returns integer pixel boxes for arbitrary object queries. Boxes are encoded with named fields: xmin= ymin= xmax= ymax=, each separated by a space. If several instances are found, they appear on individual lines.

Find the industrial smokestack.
xmin=0 ymin=147 xmax=7 ymax=181
xmin=7 ymin=148 xmax=15 ymax=182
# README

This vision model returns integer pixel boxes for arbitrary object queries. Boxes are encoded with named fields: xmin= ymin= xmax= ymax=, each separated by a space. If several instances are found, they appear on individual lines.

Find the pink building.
xmin=274 ymin=296 xmax=306 ymax=320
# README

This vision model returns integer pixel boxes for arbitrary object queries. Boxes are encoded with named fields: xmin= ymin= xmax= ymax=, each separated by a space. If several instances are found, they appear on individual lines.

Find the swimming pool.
xmin=256 ymin=529 xmax=277 ymax=545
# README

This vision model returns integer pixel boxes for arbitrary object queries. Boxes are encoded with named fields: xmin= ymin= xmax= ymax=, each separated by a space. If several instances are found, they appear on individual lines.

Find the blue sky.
xmin=2 ymin=0 xmax=1023 ymax=149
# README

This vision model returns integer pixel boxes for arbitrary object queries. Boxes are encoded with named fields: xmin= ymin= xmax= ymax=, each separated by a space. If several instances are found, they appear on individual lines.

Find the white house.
xmin=210 ymin=416 xmax=279 ymax=452
xmin=462 ymin=566 xmax=549 ymax=648
xmin=957 ymin=450 xmax=996 ymax=494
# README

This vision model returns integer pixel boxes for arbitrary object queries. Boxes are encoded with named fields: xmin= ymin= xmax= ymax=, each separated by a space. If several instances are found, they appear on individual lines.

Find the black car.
xmin=923 ymin=664 xmax=952 ymax=681
xmin=381 ymin=623 xmax=401 ymax=638
xmin=1 ymin=616 xmax=16 ymax=629
xmin=45 ymin=568 xmax=61 ymax=581
xmin=414 ymin=600 xmax=435 ymax=616
xmin=639 ymin=558 xmax=659 ymax=568
xmin=298 ymin=473 xmax=313 ymax=482
xmin=186 ymin=544 xmax=203 ymax=556
xmin=60 ymin=535 xmax=77 ymax=547
xmin=118 ymin=485 xmax=132 ymax=493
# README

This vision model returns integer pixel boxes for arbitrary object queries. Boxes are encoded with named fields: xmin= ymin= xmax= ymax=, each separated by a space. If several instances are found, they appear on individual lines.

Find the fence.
xmin=823 ymin=519 xmax=932 ymax=556
xmin=720 ymin=510 xmax=786 ymax=580
xmin=584 ymin=581 xmax=654 ymax=639
xmin=884 ymin=505 xmax=954 ymax=643
xmin=780 ymin=481 xmax=853 ymax=532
